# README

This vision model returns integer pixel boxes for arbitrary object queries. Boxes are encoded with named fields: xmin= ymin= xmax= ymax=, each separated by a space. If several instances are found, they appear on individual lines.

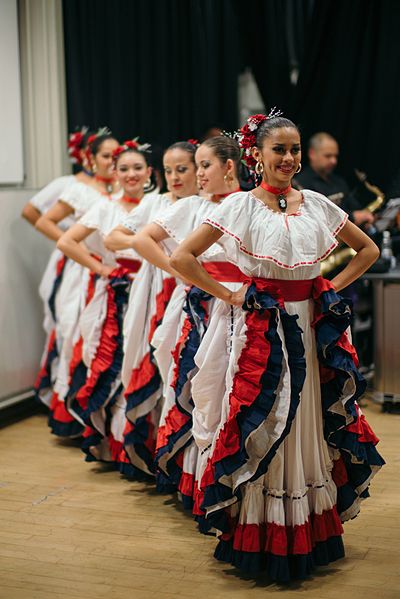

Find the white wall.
xmin=0 ymin=190 xmax=53 ymax=403
xmin=0 ymin=0 xmax=24 ymax=184
xmin=0 ymin=0 xmax=69 ymax=410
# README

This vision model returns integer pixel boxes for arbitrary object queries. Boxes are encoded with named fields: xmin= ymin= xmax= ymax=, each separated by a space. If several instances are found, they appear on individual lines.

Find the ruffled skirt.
xmin=191 ymin=278 xmax=384 ymax=581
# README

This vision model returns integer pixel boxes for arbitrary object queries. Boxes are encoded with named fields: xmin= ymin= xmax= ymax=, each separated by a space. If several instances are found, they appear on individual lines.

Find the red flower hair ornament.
xmin=67 ymin=126 xmax=89 ymax=165
xmin=112 ymin=137 xmax=152 ymax=162
xmin=238 ymin=107 xmax=283 ymax=169
xmin=187 ymin=138 xmax=199 ymax=147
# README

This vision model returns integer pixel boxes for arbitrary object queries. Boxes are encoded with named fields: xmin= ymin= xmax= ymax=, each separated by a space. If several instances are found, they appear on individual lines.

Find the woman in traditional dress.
xmin=22 ymin=128 xmax=92 ymax=407
xmin=35 ymin=131 xmax=120 ymax=437
xmin=104 ymin=141 xmax=198 ymax=477
xmin=168 ymin=112 xmax=384 ymax=582
xmin=131 ymin=136 xmax=245 ymax=512
xmin=57 ymin=139 xmax=153 ymax=464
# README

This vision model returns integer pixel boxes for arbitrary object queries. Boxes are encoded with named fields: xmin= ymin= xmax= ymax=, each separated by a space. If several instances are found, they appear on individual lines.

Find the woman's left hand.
xmin=228 ymin=284 xmax=249 ymax=306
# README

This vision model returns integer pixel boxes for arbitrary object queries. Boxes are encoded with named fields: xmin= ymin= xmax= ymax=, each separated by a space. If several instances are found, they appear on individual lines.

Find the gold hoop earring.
xmin=255 ymin=161 xmax=264 ymax=176
xmin=143 ymin=177 xmax=152 ymax=191
xmin=92 ymin=162 xmax=97 ymax=174
xmin=295 ymin=163 xmax=302 ymax=174
xmin=224 ymin=173 xmax=234 ymax=186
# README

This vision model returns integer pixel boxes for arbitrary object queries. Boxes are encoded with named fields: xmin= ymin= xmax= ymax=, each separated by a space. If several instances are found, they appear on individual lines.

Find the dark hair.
xmin=201 ymin=136 xmax=241 ymax=175
xmin=164 ymin=141 xmax=196 ymax=164
xmin=115 ymin=146 xmax=157 ymax=193
xmin=115 ymin=147 xmax=152 ymax=167
xmin=201 ymin=135 xmax=255 ymax=191
xmin=90 ymin=134 xmax=118 ymax=156
xmin=256 ymin=117 xmax=300 ymax=148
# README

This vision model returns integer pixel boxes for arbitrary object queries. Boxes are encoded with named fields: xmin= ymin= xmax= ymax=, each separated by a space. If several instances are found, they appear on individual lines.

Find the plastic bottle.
xmin=381 ymin=230 xmax=397 ymax=269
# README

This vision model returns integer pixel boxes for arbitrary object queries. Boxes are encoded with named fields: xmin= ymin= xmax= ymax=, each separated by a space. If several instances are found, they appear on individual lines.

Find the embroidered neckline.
xmin=249 ymin=190 xmax=304 ymax=216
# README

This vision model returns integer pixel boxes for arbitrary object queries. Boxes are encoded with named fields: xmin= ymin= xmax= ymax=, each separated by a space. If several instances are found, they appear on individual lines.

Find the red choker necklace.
xmin=212 ymin=187 xmax=241 ymax=201
xmin=95 ymin=174 xmax=114 ymax=194
xmin=260 ymin=181 xmax=291 ymax=211
xmin=95 ymin=174 xmax=114 ymax=184
xmin=121 ymin=195 xmax=141 ymax=205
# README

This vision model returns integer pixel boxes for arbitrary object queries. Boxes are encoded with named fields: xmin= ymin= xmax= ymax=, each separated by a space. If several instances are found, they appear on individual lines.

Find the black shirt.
xmin=294 ymin=166 xmax=361 ymax=215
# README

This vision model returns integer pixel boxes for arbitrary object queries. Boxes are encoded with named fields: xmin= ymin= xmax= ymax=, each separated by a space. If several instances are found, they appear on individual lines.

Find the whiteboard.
xmin=0 ymin=0 xmax=24 ymax=184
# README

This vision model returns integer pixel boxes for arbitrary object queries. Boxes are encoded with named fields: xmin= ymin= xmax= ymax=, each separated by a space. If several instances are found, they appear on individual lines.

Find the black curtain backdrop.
xmin=235 ymin=0 xmax=293 ymax=114
xmin=63 ymin=0 xmax=400 ymax=189
xmin=291 ymin=0 xmax=400 ymax=190
xmin=63 ymin=0 xmax=240 ymax=147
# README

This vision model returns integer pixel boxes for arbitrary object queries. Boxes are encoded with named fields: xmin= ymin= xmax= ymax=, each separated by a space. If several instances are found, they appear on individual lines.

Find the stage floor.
xmin=0 ymin=402 xmax=398 ymax=599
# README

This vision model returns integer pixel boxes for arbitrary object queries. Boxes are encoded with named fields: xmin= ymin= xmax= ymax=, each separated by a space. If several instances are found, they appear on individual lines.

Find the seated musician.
xmin=294 ymin=132 xmax=374 ymax=227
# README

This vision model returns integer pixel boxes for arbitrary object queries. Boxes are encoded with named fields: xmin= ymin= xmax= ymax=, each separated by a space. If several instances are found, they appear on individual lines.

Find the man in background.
xmin=295 ymin=132 xmax=374 ymax=227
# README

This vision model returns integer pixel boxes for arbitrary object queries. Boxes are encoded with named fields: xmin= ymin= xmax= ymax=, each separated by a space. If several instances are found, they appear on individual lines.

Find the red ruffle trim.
xmin=75 ymin=283 xmax=118 ymax=408
xmin=83 ymin=424 xmax=96 ymax=439
xmin=193 ymin=485 xmax=205 ymax=516
xmin=56 ymin=255 xmax=67 ymax=276
xmin=170 ymin=315 xmax=192 ymax=391
xmin=346 ymin=404 xmax=379 ymax=444
xmin=332 ymin=456 xmax=348 ymax=487
xmin=69 ymin=336 xmax=83 ymax=379
xmin=109 ymin=432 xmax=124 ymax=462
xmin=124 ymin=276 xmax=176 ymax=399
xmin=178 ymin=472 xmax=195 ymax=497
xmin=68 ymin=271 xmax=98 ymax=380
xmin=149 ymin=277 xmax=177 ymax=343
xmin=156 ymin=405 xmax=191 ymax=451
xmin=232 ymin=507 xmax=343 ymax=556
xmin=50 ymin=391 xmax=76 ymax=424
xmin=201 ymin=309 xmax=271 ymax=489
xmin=125 ymin=352 xmax=156 ymax=396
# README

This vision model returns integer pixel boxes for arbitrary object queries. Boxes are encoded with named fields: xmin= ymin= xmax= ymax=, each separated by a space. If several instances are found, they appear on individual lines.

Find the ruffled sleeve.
xmin=203 ymin=190 xmax=349 ymax=270
xmin=59 ymin=182 xmax=96 ymax=217
xmin=154 ymin=195 xmax=205 ymax=242
xmin=79 ymin=202 xmax=105 ymax=231
xmin=30 ymin=176 xmax=75 ymax=213
xmin=304 ymin=189 xmax=348 ymax=236
xmin=122 ymin=193 xmax=163 ymax=233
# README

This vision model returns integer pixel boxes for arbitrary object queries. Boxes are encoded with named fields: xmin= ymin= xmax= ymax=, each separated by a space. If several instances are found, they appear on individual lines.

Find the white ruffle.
xmin=122 ymin=193 xmax=171 ymax=233
xmin=155 ymin=195 xmax=223 ymax=259
xmin=78 ymin=201 xmax=142 ymax=264
xmin=79 ymin=278 xmax=109 ymax=367
xmin=60 ymin=182 xmax=116 ymax=218
xmin=204 ymin=189 xmax=348 ymax=270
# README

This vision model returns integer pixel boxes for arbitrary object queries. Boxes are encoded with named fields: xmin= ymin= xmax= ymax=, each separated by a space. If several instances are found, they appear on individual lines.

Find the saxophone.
xmin=321 ymin=170 xmax=385 ymax=276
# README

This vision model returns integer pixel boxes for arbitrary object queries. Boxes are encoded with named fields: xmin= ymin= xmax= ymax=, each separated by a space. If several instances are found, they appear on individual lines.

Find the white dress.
xmin=152 ymin=194 xmax=243 ymax=506
xmin=66 ymin=200 xmax=143 ymax=462
xmin=33 ymin=175 xmax=76 ymax=334
xmin=189 ymin=189 xmax=384 ymax=582
xmin=48 ymin=182 xmax=120 ymax=437
xmin=117 ymin=193 xmax=178 ymax=476
xmin=33 ymin=175 xmax=77 ymax=407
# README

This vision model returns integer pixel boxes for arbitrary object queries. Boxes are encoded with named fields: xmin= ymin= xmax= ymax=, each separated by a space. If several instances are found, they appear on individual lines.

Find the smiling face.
xmin=195 ymin=144 xmax=234 ymax=195
xmin=115 ymin=150 xmax=151 ymax=197
xmin=252 ymin=127 xmax=301 ymax=186
xmin=163 ymin=148 xmax=198 ymax=198
xmin=93 ymin=138 xmax=119 ymax=177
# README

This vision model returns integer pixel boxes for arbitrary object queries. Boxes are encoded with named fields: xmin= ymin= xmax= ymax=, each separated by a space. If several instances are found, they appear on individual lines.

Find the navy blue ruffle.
xmin=202 ymin=285 xmax=306 ymax=529
xmin=314 ymin=286 xmax=385 ymax=517
xmin=48 ymin=414 xmax=84 ymax=438
xmin=214 ymin=535 xmax=345 ymax=583
xmin=48 ymin=257 xmax=68 ymax=322
xmin=81 ymin=275 xmax=129 ymax=424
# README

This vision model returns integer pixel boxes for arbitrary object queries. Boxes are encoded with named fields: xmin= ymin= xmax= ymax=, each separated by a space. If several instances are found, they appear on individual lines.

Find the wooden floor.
xmin=0 ymin=402 xmax=398 ymax=599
